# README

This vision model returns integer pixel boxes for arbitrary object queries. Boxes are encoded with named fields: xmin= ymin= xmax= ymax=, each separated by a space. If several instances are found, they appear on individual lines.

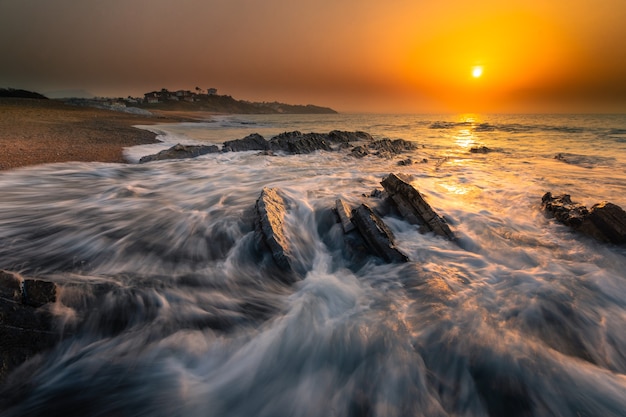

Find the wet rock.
xmin=370 ymin=138 xmax=417 ymax=157
xmin=398 ymin=158 xmax=414 ymax=166
xmin=542 ymin=192 xmax=626 ymax=244
xmin=254 ymin=188 xmax=300 ymax=282
xmin=269 ymin=131 xmax=333 ymax=154
xmin=470 ymin=145 xmax=492 ymax=153
xmin=223 ymin=133 xmax=270 ymax=152
xmin=0 ymin=271 xmax=59 ymax=383
xmin=334 ymin=199 xmax=355 ymax=233
xmin=139 ymin=143 xmax=219 ymax=163
xmin=327 ymin=130 xmax=374 ymax=143
xmin=381 ymin=173 xmax=455 ymax=240
xmin=349 ymin=146 xmax=369 ymax=158
xmin=350 ymin=204 xmax=409 ymax=263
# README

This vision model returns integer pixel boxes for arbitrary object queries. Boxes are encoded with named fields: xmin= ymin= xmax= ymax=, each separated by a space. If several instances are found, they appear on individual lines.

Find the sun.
xmin=472 ymin=66 xmax=483 ymax=78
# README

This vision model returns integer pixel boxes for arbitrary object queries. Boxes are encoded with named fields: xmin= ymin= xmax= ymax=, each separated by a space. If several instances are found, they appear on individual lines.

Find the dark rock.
xmin=370 ymin=138 xmax=417 ymax=157
xmin=327 ymin=130 xmax=374 ymax=143
xmin=269 ymin=131 xmax=333 ymax=154
xmin=255 ymin=188 xmax=300 ymax=282
xmin=584 ymin=202 xmax=626 ymax=244
xmin=334 ymin=199 xmax=355 ymax=233
xmin=398 ymin=158 xmax=413 ymax=166
xmin=139 ymin=143 xmax=219 ymax=163
xmin=470 ymin=145 xmax=492 ymax=153
xmin=0 ymin=271 xmax=59 ymax=384
xmin=541 ymin=193 xmax=588 ymax=228
xmin=381 ymin=173 xmax=455 ymax=240
xmin=22 ymin=279 xmax=56 ymax=308
xmin=349 ymin=146 xmax=369 ymax=158
xmin=223 ymin=133 xmax=270 ymax=152
xmin=350 ymin=204 xmax=409 ymax=263
xmin=542 ymin=192 xmax=626 ymax=244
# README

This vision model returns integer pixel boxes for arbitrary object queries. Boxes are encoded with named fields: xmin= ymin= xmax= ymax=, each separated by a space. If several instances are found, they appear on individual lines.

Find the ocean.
xmin=1 ymin=113 xmax=626 ymax=416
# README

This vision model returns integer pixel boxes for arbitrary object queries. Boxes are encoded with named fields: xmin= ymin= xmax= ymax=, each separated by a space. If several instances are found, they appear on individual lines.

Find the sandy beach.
xmin=0 ymin=98 xmax=199 ymax=171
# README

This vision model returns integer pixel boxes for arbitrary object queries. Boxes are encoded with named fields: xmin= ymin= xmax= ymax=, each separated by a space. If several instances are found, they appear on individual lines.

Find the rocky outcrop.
xmin=542 ymin=192 xmax=626 ymax=245
xmin=255 ymin=188 xmax=302 ymax=282
xmin=381 ymin=173 xmax=455 ymax=240
xmin=269 ymin=131 xmax=333 ymax=154
xmin=348 ymin=138 xmax=418 ymax=159
xmin=139 ymin=143 xmax=219 ymax=163
xmin=327 ymin=130 xmax=374 ymax=144
xmin=350 ymin=204 xmax=409 ymax=263
xmin=223 ymin=133 xmax=270 ymax=152
xmin=0 ymin=271 xmax=59 ymax=383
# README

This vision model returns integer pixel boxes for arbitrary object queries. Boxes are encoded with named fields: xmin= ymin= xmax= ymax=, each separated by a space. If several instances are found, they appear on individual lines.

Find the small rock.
xmin=139 ymin=143 xmax=219 ymax=163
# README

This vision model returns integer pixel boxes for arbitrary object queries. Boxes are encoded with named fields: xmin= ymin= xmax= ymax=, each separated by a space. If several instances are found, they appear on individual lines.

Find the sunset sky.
xmin=1 ymin=0 xmax=626 ymax=113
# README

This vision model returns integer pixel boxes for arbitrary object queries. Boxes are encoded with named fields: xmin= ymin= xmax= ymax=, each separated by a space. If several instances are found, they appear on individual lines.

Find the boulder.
xmin=381 ymin=173 xmax=455 ymax=240
xmin=139 ymin=143 xmax=219 ymax=163
xmin=223 ymin=133 xmax=270 ymax=152
xmin=0 ymin=271 xmax=59 ymax=383
xmin=350 ymin=204 xmax=409 ymax=263
xmin=542 ymin=193 xmax=626 ymax=244
xmin=254 ymin=188 xmax=300 ymax=282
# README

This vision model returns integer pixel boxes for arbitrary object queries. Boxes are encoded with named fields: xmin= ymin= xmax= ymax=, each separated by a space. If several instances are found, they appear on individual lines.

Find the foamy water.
xmin=1 ymin=114 xmax=626 ymax=416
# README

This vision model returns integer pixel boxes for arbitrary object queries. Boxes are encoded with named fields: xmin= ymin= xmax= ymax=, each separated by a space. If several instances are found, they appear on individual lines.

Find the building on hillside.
xmin=207 ymin=88 xmax=217 ymax=96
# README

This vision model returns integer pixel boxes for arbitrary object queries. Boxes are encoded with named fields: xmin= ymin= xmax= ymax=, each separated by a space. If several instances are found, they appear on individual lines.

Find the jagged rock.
xmin=254 ymin=188 xmax=300 ymax=282
xmin=269 ymin=131 xmax=333 ymax=154
xmin=327 ymin=130 xmax=374 ymax=143
xmin=381 ymin=173 xmax=455 ymax=240
xmin=0 ymin=271 xmax=59 ymax=383
xmin=335 ymin=199 xmax=356 ymax=233
xmin=139 ymin=143 xmax=219 ymax=163
xmin=349 ymin=146 xmax=369 ymax=158
xmin=370 ymin=138 xmax=417 ymax=157
xmin=398 ymin=158 xmax=414 ymax=166
xmin=223 ymin=133 xmax=270 ymax=152
xmin=542 ymin=192 xmax=626 ymax=244
xmin=350 ymin=204 xmax=409 ymax=263
xmin=470 ymin=146 xmax=492 ymax=153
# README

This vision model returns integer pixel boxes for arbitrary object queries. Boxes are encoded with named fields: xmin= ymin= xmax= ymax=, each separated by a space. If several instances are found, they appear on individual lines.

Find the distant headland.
xmin=1 ymin=87 xmax=337 ymax=115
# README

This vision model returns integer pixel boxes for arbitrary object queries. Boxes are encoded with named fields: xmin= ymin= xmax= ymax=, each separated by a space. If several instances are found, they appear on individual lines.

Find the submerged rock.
xmin=470 ymin=145 xmax=492 ymax=154
xmin=381 ymin=173 xmax=455 ymax=240
xmin=350 ymin=204 xmax=409 ymax=263
xmin=542 ymin=192 xmax=626 ymax=245
xmin=139 ymin=143 xmax=219 ymax=163
xmin=0 ymin=271 xmax=59 ymax=383
xmin=370 ymin=138 xmax=417 ymax=157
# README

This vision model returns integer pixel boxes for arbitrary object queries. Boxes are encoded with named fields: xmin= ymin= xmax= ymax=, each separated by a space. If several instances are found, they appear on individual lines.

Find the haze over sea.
xmin=2 ymin=113 xmax=626 ymax=416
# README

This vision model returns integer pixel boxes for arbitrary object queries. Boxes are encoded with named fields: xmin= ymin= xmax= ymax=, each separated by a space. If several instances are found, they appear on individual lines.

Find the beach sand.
xmin=0 ymin=98 xmax=200 ymax=171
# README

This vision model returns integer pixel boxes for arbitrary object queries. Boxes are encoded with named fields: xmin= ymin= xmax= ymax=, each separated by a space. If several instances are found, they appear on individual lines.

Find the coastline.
xmin=0 ymin=98 xmax=205 ymax=171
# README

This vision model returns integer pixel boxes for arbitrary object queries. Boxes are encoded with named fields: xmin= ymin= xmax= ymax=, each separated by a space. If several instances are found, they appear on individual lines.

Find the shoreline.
xmin=0 ymin=98 xmax=207 ymax=171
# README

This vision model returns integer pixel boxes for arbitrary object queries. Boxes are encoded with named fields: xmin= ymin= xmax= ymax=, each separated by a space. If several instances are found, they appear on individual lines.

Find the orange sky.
xmin=1 ymin=0 xmax=625 ymax=113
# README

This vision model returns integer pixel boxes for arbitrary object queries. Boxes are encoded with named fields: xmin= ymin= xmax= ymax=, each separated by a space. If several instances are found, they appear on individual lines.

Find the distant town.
xmin=77 ymin=87 xmax=338 ymax=115
xmin=0 ymin=87 xmax=338 ymax=115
